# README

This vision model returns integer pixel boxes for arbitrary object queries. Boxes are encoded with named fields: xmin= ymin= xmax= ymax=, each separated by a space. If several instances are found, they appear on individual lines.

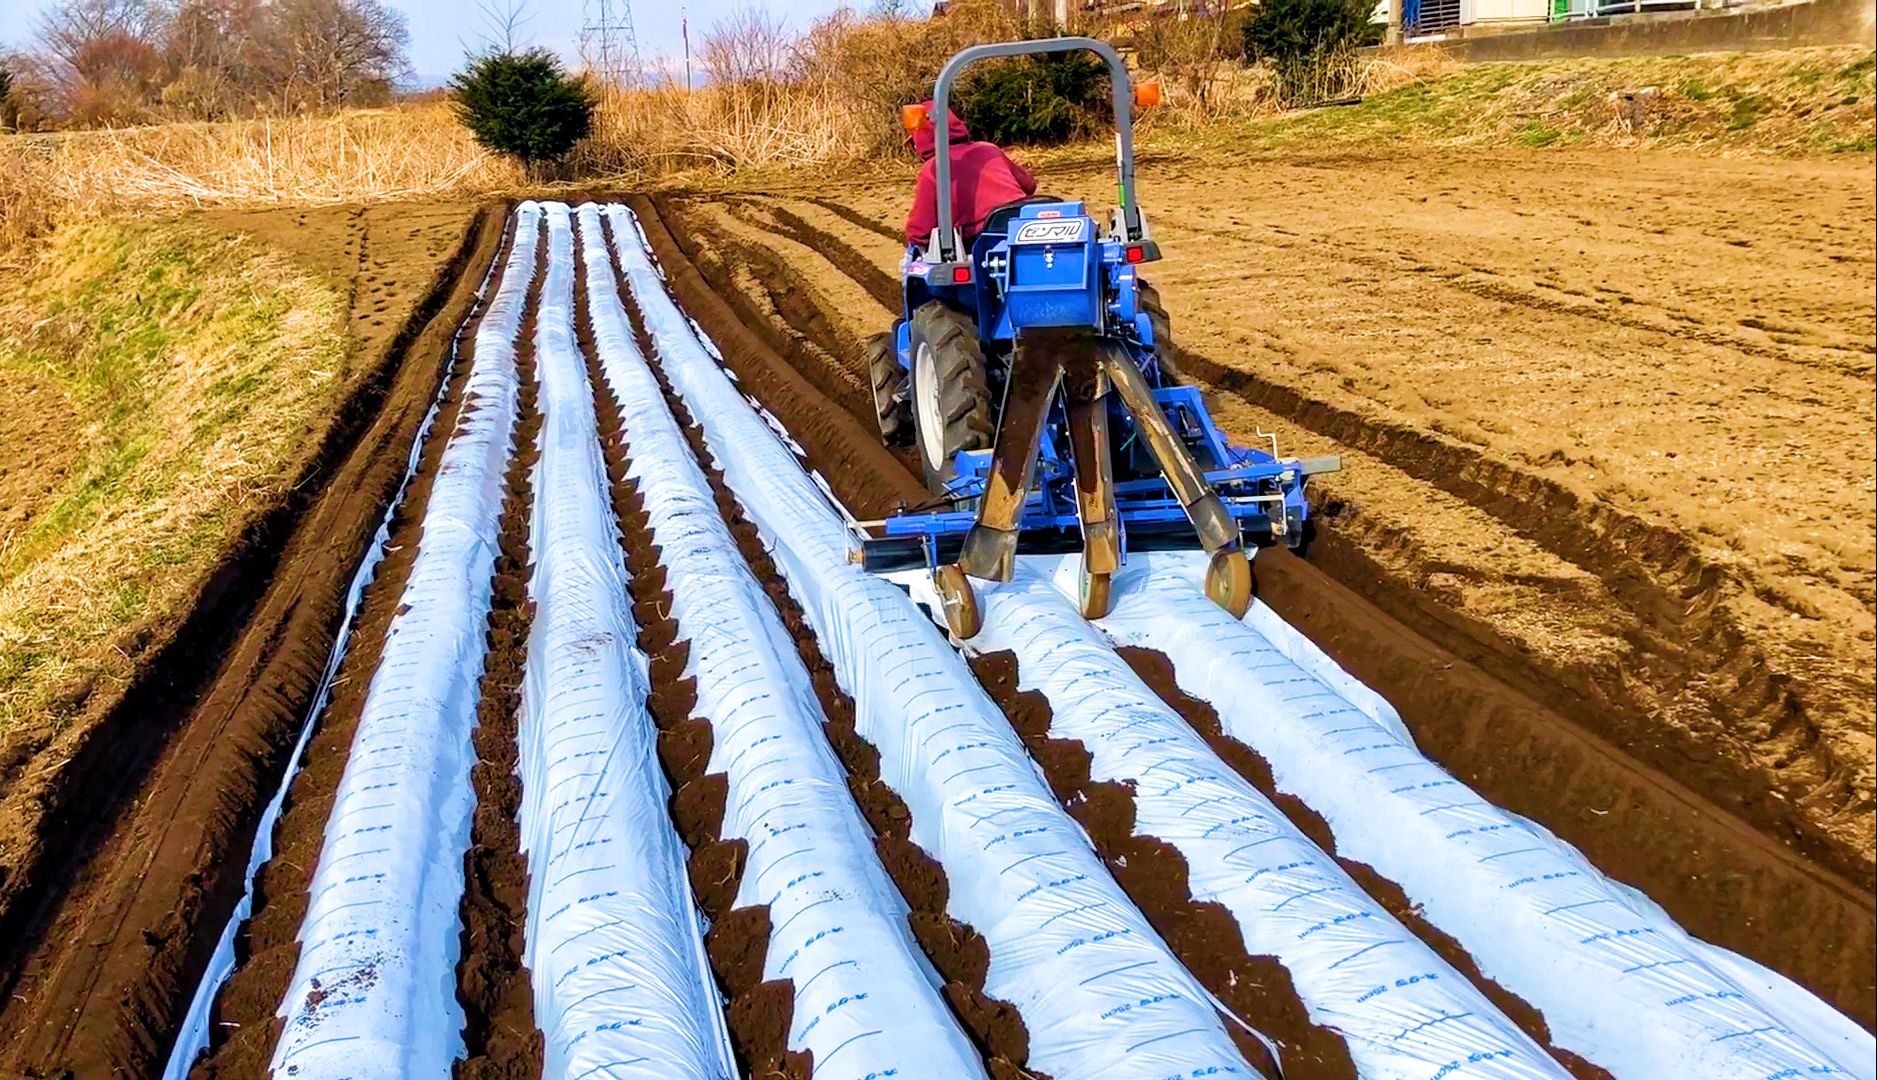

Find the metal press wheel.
xmin=1204 ymin=549 xmax=1252 ymax=620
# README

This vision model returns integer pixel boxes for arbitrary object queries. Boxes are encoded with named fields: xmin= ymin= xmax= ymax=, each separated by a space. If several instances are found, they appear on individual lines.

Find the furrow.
xmin=511 ymin=202 xmax=734 ymax=1076
xmin=608 ymin=202 xmax=1277 ymax=1080
xmin=575 ymin=201 xmax=991 ymax=1078
xmin=933 ymin=572 xmax=1581 ymax=1080
xmin=1062 ymin=554 xmax=1876 ymax=1079
xmin=597 ymin=205 xmax=1045 ymax=1080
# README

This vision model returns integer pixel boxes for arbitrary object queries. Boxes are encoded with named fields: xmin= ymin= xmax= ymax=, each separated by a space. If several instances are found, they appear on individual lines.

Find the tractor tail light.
xmin=1125 ymin=245 xmax=1146 ymax=264
xmin=952 ymin=265 xmax=972 ymax=284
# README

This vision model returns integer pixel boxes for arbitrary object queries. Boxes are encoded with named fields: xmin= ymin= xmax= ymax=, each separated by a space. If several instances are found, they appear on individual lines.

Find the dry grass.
xmin=1221 ymin=45 xmax=1877 ymax=155
xmin=573 ymin=81 xmax=872 ymax=177
xmin=0 ymin=214 xmax=351 ymax=737
xmin=0 ymin=102 xmax=525 ymax=266
xmin=1145 ymin=43 xmax=1465 ymax=119
xmin=8 ymin=102 xmax=523 ymax=208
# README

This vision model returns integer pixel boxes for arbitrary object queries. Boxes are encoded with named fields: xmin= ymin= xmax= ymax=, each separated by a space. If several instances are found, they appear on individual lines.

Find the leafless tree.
xmin=471 ymin=0 xmax=537 ymax=55
xmin=1132 ymin=0 xmax=1243 ymax=113
xmin=22 ymin=0 xmax=414 ymax=124
xmin=33 ymin=0 xmax=170 ymax=124
xmin=251 ymin=0 xmax=411 ymax=109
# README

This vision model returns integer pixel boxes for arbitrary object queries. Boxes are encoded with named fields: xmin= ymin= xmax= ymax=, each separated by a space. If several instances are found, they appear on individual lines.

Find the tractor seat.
xmin=980 ymin=196 xmax=1064 ymax=241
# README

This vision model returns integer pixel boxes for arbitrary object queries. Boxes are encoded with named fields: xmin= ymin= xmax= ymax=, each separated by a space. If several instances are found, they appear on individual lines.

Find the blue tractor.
xmin=859 ymin=37 xmax=1336 ymax=639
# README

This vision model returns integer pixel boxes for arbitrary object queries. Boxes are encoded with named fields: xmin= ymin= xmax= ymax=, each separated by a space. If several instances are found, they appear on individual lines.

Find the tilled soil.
xmin=628 ymin=186 xmax=1877 ymax=1032
xmin=3 ymin=164 xmax=1868 ymax=1074
xmin=592 ymin=230 xmax=811 ymax=1079
xmin=0 ymin=202 xmax=508 ymax=1077
xmin=802 ymin=154 xmax=1877 ymax=898
xmin=1113 ymin=647 xmax=1613 ymax=1080
xmin=455 ymin=231 xmax=546 ymax=1079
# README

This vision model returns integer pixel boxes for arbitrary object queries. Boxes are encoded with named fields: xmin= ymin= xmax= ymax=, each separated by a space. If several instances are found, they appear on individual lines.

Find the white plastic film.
xmin=933 ymin=566 xmax=1571 ymax=1080
xmin=515 ymin=203 xmax=735 ymax=1079
xmin=267 ymin=202 xmax=539 ymax=1078
xmin=606 ymin=204 xmax=1263 ymax=1080
xmin=575 ymin=204 xmax=987 ymax=1079
xmin=1242 ymin=598 xmax=1410 ymax=744
xmin=164 ymin=217 xmax=504 ymax=1080
xmin=1061 ymin=553 xmax=1876 ymax=1080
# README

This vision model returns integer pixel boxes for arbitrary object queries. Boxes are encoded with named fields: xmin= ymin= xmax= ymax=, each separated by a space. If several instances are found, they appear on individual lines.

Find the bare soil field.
xmin=631 ymin=136 xmax=1876 ymax=1026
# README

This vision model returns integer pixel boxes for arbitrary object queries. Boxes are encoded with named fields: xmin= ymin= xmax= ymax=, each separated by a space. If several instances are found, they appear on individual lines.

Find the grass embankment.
xmin=1215 ymin=46 xmax=1876 ymax=155
xmin=0 ymin=217 xmax=351 ymax=738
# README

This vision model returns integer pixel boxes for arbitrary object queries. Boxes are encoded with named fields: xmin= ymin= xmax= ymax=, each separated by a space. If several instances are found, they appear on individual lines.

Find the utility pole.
xmin=580 ymin=0 xmax=641 ymax=90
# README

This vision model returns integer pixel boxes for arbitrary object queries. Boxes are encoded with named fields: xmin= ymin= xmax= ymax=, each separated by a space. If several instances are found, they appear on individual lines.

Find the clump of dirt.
xmin=970 ymin=652 xmax=1325 ymax=1080
xmin=455 ymin=236 xmax=547 ymax=1078
xmin=1116 ymin=646 xmax=1614 ymax=1080
xmin=0 ymin=201 xmax=505 ymax=1077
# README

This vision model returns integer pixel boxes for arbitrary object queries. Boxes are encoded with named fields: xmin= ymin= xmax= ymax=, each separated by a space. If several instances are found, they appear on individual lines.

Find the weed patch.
xmin=0 ymin=216 xmax=348 ymax=736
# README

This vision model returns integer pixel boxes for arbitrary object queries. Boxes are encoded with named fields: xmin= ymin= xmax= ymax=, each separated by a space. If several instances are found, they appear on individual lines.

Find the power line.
xmin=580 ymin=0 xmax=641 ymax=89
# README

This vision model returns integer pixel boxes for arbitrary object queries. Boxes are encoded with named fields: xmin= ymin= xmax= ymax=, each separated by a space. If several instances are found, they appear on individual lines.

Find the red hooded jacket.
xmin=904 ymin=104 xmax=1038 ymax=247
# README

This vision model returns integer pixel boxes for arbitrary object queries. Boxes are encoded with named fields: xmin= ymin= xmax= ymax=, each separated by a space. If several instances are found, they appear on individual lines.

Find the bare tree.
xmin=0 ymin=56 xmax=16 ymax=131
xmin=162 ymin=0 xmax=268 ymax=117
xmin=33 ymin=0 xmax=171 ymax=124
xmin=702 ymin=5 xmax=803 ymax=92
xmin=1132 ymin=1 xmax=1243 ymax=114
xmin=471 ymin=0 xmax=537 ymax=54
xmin=253 ymin=0 xmax=410 ymax=110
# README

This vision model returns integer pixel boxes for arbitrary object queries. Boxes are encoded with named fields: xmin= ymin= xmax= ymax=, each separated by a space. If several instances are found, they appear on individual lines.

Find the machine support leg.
xmin=955 ymin=332 xmax=1067 ymax=582
xmin=1099 ymin=343 xmax=1240 ymax=555
xmin=1064 ymin=359 xmax=1119 ymax=576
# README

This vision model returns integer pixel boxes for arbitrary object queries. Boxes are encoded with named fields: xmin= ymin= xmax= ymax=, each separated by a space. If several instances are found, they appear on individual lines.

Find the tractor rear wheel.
xmin=867 ymin=330 xmax=912 ymax=446
xmin=908 ymin=302 xmax=995 ymax=491
xmin=1138 ymin=281 xmax=1179 ymax=382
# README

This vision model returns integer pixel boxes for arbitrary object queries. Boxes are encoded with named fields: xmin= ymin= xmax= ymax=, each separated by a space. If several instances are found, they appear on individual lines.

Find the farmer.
xmin=903 ymin=102 xmax=1037 ymax=247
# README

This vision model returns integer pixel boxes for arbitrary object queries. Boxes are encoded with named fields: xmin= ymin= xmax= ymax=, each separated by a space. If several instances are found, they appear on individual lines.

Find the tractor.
xmin=857 ymin=37 xmax=1336 ymax=640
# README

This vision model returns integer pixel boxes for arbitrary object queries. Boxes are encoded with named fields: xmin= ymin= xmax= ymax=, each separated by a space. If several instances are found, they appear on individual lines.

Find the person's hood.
xmin=909 ymin=101 xmax=972 ymax=160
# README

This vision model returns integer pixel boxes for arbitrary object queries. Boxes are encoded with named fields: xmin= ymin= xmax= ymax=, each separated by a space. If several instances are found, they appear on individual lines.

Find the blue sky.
xmin=1 ymin=1 xmax=860 ymax=86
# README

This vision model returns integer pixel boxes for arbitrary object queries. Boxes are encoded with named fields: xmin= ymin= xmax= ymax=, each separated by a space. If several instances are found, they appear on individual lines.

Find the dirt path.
xmin=633 ymin=174 xmax=1876 ymax=1031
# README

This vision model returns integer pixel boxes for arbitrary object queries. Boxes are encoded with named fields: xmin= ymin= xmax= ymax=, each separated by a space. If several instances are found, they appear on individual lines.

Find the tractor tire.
xmin=1138 ymin=280 xmax=1180 ymax=382
xmin=908 ymin=302 xmax=995 ymax=491
xmin=867 ymin=330 xmax=912 ymax=446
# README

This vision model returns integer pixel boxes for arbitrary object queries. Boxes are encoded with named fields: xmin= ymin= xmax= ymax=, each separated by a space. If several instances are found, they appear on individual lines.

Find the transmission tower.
xmin=580 ymin=0 xmax=641 ymax=90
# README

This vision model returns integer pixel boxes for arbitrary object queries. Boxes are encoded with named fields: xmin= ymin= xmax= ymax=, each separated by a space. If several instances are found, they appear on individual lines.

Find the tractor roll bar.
xmin=929 ymin=36 xmax=1143 ymax=264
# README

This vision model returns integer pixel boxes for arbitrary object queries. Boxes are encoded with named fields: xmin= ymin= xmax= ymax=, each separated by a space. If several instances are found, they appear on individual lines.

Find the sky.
xmin=0 ymin=0 xmax=861 ymax=87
